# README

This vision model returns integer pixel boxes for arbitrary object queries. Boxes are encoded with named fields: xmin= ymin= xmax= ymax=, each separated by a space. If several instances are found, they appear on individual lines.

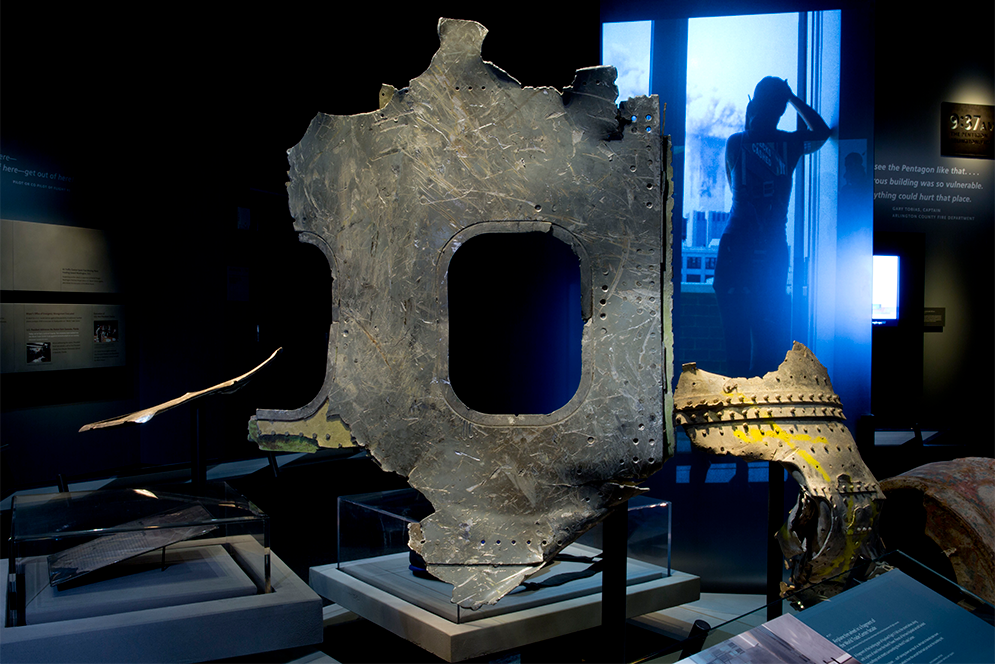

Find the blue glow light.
xmin=601 ymin=21 xmax=653 ymax=101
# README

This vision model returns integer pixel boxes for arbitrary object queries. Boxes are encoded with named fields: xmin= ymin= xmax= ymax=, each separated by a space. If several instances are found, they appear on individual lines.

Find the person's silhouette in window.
xmin=840 ymin=151 xmax=871 ymax=211
xmin=712 ymin=77 xmax=830 ymax=376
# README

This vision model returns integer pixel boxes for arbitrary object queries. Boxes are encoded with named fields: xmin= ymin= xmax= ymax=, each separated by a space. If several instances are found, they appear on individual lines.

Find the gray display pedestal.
xmin=1 ymin=544 xmax=322 ymax=663
xmin=310 ymin=543 xmax=700 ymax=662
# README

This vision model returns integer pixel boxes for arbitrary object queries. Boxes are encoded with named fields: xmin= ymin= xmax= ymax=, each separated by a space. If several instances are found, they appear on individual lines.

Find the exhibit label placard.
xmin=0 ymin=219 xmax=119 ymax=293
xmin=683 ymin=569 xmax=993 ymax=663
xmin=0 ymin=303 xmax=125 ymax=373
xmin=798 ymin=569 xmax=994 ymax=664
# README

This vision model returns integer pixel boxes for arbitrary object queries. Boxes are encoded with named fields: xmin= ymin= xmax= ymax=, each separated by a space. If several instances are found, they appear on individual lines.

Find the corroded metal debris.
xmin=251 ymin=18 xmax=673 ymax=608
xmin=674 ymin=342 xmax=884 ymax=593
xmin=881 ymin=457 xmax=995 ymax=604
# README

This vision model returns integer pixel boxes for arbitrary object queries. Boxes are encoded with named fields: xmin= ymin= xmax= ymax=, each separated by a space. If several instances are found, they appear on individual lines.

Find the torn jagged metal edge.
xmin=253 ymin=17 xmax=673 ymax=609
xmin=674 ymin=342 xmax=884 ymax=594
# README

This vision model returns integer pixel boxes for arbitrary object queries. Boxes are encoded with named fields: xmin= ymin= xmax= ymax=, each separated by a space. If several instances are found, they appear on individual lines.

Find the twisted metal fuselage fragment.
xmin=674 ymin=342 xmax=884 ymax=593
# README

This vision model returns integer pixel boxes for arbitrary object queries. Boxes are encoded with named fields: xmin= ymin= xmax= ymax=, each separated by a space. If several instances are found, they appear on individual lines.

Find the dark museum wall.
xmin=0 ymin=4 xmax=601 ymax=491
xmin=1 ymin=0 xmax=993 ymax=592
xmin=870 ymin=5 xmax=994 ymax=439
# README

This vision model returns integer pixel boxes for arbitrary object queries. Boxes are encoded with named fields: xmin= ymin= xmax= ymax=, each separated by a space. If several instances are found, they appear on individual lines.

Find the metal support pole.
xmin=190 ymin=405 xmax=206 ymax=490
xmin=602 ymin=502 xmax=628 ymax=663
xmin=767 ymin=461 xmax=784 ymax=620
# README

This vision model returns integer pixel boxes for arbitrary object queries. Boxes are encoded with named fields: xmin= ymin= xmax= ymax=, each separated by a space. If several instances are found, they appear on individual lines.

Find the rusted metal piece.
xmin=881 ymin=457 xmax=995 ymax=604
xmin=251 ymin=18 xmax=673 ymax=608
xmin=79 ymin=348 xmax=282 ymax=432
xmin=674 ymin=342 xmax=884 ymax=593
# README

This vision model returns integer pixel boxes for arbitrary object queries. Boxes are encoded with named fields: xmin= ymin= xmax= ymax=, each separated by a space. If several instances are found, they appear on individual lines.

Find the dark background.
xmin=2 ymin=0 xmax=992 ymax=593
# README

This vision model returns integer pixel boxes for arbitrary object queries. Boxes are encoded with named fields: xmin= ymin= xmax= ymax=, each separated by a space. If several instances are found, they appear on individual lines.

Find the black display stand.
xmin=601 ymin=502 xmax=628 ymax=662
xmin=766 ymin=460 xmax=784 ymax=620
xmin=190 ymin=405 xmax=206 ymax=490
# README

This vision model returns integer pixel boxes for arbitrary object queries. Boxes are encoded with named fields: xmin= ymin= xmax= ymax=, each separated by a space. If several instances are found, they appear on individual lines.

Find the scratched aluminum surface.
xmin=250 ymin=18 xmax=673 ymax=608
xmin=674 ymin=342 xmax=884 ymax=594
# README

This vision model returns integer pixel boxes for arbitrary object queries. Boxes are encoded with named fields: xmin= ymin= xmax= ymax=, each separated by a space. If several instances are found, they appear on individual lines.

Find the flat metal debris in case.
xmin=251 ymin=18 xmax=674 ymax=609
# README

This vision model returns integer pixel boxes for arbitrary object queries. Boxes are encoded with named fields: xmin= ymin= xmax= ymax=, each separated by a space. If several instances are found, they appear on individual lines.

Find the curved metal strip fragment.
xmin=674 ymin=342 xmax=884 ymax=593
xmin=252 ymin=18 xmax=672 ymax=608
xmin=80 ymin=348 xmax=282 ymax=432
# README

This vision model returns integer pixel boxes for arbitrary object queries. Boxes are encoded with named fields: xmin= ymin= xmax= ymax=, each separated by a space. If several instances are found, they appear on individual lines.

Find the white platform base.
xmin=23 ymin=544 xmax=258 ymax=625
xmin=2 ymin=543 xmax=323 ymax=663
xmin=310 ymin=547 xmax=700 ymax=662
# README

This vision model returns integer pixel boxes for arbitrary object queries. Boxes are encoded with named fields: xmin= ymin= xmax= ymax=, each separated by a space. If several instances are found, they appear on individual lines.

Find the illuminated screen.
xmin=872 ymin=254 xmax=899 ymax=324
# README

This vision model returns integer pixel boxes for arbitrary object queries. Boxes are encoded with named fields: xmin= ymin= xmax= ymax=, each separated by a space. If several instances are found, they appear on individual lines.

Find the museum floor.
xmin=212 ymin=592 xmax=771 ymax=664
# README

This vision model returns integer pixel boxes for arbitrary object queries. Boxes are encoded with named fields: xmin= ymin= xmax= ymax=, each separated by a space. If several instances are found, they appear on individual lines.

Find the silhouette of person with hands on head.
xmin=712 ymin=77 xmax=831 ymax=377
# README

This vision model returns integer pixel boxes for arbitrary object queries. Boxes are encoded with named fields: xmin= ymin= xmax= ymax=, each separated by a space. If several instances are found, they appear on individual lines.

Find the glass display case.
xmin=336 ymin=488 xmax=672 ymax=623
xmin=338 ymin=489 xmax=671 ymax=570
xmin=5 ymin=482 xmax=269 ymax=628
xmin=337 ymin=487 xmax=434 ymax=567
xmin=576 ymin=494 xmax=672 ymax=574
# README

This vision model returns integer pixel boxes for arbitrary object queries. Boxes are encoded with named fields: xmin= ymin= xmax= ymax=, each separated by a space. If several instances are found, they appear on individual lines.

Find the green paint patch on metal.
xmin=248 ymin=419 xmax=318 ymax=453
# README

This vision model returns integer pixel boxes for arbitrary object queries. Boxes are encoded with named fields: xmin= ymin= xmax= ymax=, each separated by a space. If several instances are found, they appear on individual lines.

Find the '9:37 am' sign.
xmin=941 ymin=102 xmax=994 ymax=159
